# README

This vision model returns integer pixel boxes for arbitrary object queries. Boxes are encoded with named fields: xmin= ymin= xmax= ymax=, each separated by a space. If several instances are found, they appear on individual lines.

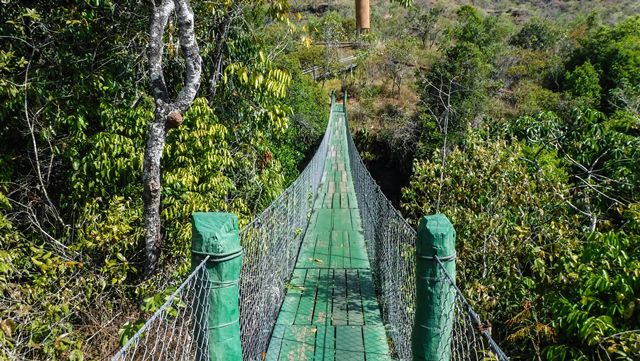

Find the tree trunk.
xmin=143 ymin=111 xmax=168 ymax=274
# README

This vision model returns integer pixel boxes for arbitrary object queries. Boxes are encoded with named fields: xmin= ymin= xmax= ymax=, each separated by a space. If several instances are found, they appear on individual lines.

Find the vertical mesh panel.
xmin=111 ymin=259 xmax=212 ymax=361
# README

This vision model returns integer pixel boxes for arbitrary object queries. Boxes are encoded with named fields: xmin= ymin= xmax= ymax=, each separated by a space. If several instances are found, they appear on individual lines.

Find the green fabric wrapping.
xmin=411 ymin=214 xmax=456 ymax=361
xmin=191 ymin=212 xmax=243 ymax=361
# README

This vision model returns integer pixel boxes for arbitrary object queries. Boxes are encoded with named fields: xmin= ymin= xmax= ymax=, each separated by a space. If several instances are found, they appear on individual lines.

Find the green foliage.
xmin=568 ymin=16 xmax=640 ymax=110
xmin=402 ymin=126 xmax=640 ymax=358
xmin=406 ymin=5 xmax=444 ymax=47
xmin=415 ymin=5 xmax=508 ymax=154
xmin=510 ymin=18 xmax=559 ymax=51
xmin=545 ymin=231 xmax=640 ymax=359
xmin=565 ymin=61 xmax=602 ymax=107
xmin=0 ymin=0 xmax=327 ymax=359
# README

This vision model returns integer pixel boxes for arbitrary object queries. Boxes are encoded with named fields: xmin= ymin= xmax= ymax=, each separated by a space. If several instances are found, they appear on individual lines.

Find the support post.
xmin=343 ymin=89 xmax=347 ymax=113
xmin=192 ymin=212 xmax=243 ymax=361
xmin=412 ymin=214 xmax=456 ymax=360
xmin=355 ymin=0 xmax=370 ymax=34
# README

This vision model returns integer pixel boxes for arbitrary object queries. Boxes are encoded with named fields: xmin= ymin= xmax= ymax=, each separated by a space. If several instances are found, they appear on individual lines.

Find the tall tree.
xmin=144 ymin=0 xmax=202 ymax=274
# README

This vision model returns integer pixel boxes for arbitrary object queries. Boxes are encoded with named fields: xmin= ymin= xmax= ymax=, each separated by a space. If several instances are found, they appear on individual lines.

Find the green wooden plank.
xmin=325 ymin=185 xmax=334 ymax=208
xmin=297 ymin=233 xmax=317 ymax=268
xmin=313 ymin=269 xmax=331 ymax=325
xmin=315 ymin=325 xmax=327 ymax=361
xmin=315 ymin=209 xmax=333 ymax=231
xmin=265 ymin=324 xmax=285 ymax=361
xmin=313 ymin=231 xmax=331 ymax=268
xmin=335 ymin=326 xmax=364 ymax=361
xmin=343 ymin=230 xmax=351 ymax=269
xmin=333 ymin=209 xmax=351 ymax=230
xmin=362 ymin=326 xmax=390 ymax=356
xmin=346 ymin=270 xmax=364 ymax=325
xmin=349 ymin=209 xmax=361 ymax=230
xmin=339 ymin=231 xmax=349 ymax=269
xmin=323 ymin=326 xmax=335 ymax=361
xmin=358 ymin=271 xmax=383 ymax=326
xmin=348 ymin=230 xmax=369 ymax=269
xmin=364 ymin=354 xmax=392 ymax=361
xmin=277 ymin=269 xmax=306 ymax=325
xmin=347 ymin=192 xmax=357 ymax=209
xmin=329 ymin=231 xmax=345 ymax=268
xmin=340 ymin=192 xmax=348 ymax=209
xmin=279 ymin=325 xmax=316 ymax=361
xmin=295 ymin=269 xmax=320 ymax=325
xmin=332 ymin=191 xmax=340 ymax=209
xmin=332 ymin=269 xmax=347 ymax=325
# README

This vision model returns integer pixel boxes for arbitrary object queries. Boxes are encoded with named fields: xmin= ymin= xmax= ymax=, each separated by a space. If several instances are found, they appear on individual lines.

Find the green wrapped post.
xmin=191 ymin=212 xmax=243 ymax=361
xmin=343 ymin=89 xmax=347 ymax=113
xmin=411 ymin=214 xmax=456 ymax=361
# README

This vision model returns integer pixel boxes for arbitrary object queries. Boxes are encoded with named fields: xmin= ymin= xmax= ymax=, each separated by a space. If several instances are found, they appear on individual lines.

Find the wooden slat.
xmin=346 ymin=270 xmax=364 ymax=325
xmin=332 ymin=269 xmax=348 ymax=325
xmin=278 ymin=326 xmax=316 ymax=361
xmin=348 ymin=230 xmax=369 ymax=269
xmin=297 ymin=233 xmax=317 ymax=268
xmin=295 ymin=269 xmax=320 ymax=325
xmin=313 ymin=269 xmax=331 ymax=325
xmin=315 ymin=325 xmax=327 ymax=361
xmin=335 ymin=326 xmax=364 ymax=361
xmin=277 ymin=269 xmax=306 ymax=325
xmin=359 ymin=271 xmax=383 ymax=326
xmin=362 ymin=326 xmax=391 ymax=357
xmin=329 ymin=230 xmax=344 ymax=268
xmin=323 ymin=326 xmax=335 ymax=361
xmin=265 ymin=324 xmax=285 ymax=361
xmin=333 ymin=209 xmax=351 ymax=230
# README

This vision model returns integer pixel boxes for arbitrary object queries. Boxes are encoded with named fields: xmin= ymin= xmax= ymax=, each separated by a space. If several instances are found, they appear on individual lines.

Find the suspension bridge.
xmin=112 ymin=93 xmax=508 ymax=361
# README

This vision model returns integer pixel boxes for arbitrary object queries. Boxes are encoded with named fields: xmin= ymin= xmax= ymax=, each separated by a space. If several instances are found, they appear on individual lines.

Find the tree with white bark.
xmin=144 ymin=0 xmax=202 ymax=274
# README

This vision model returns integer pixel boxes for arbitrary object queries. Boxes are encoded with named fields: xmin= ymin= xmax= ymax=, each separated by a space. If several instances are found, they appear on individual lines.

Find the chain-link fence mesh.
xmin=344 ymin=100 xmax=508 ymax=361
xmin=111 ymin=258 xmax=212 ymax=361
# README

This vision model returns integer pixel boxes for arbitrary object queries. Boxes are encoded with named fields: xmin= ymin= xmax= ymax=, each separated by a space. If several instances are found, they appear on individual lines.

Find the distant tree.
xmin=407 ymin=5 xmax=444 ymax=47
xmin=383 ymin=39 xmax=414 ymax=95
xmin=417 ymin=6 xmax=498 ymax=149
xmin=452 ymin=5 xmax=501 ymax=48
xmin=510 ymin=18 xmax=559 ymax=51
xmin=565 ymin=61 xmax=601 ymax=107
xmin=415 ymin=5 xmax=505 ymax=209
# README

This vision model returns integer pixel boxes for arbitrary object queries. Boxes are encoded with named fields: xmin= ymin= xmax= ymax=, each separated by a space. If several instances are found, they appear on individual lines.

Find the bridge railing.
xmin=343 ymin=92 xmax=508 ymax=360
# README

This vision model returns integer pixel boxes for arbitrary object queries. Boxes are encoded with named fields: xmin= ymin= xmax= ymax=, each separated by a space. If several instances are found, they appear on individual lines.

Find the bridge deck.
xmin=266 ymin=106 xmax=392 ymax=361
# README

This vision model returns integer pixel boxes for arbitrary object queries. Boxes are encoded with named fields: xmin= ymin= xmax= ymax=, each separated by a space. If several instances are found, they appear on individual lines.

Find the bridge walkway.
xmin=265 ymin=105 xmax=392 ymax=361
